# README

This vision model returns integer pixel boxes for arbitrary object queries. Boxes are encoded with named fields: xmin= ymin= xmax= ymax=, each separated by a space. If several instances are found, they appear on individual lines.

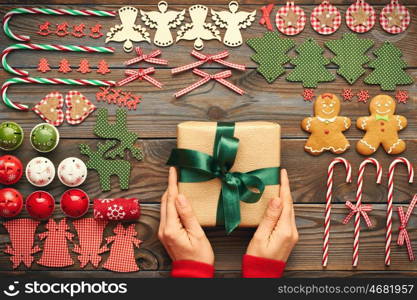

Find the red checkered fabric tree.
xmin=77 ymin=59 xmax=92 ymax=74
xmin=97 ymin=59 xmax=110 ymax=75
xmin=37 ymin=58 xmax=51 ymax=73
xmin=58 ymin=59 xmax=72 ymax=74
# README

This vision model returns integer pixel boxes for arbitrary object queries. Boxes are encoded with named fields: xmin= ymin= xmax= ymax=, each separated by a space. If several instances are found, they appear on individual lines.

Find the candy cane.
xmin=1 ymin=44 xmax=115 ymax=76
xmin=350 ymin=158 xmax=382 ymax=267
xmin=322 ymin=157 xmax=352 ymax=267
xmin=3 ymin=7 xmax=116 ymax=42
xmin=1 ymin=77 xmax=115 ymax=111
xmin=386 ymin=157 xmax=414 ymax=266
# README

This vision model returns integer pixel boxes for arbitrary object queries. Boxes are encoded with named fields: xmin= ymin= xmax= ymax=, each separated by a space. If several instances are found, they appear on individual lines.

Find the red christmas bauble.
xmin=0 ymin=155 xmax=23 ymax=185
xmin=0 ymin=188 xmax=23 ymax=218
xmin=60 ymin=188 xmax=89 ymax=218
xmin=26 ymin=191 xmax=55 ymax=219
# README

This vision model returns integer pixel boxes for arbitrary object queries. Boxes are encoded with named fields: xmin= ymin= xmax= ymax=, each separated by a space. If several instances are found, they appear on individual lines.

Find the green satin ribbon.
xmin=376 ymin=114 xmax=389 ymax=121
xmin=167 ymin=122 xmax=280 ymax=234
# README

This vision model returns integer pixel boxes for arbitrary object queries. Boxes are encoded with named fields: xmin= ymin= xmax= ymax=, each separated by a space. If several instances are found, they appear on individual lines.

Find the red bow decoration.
xmin=259 ymin=4 xmax=274 ymax=31
xmin=171 ymin=50 xmax=246 ymax=75
xmin=124 ymin=47 xmax=168 ymax=66
xmin=174 ymin=69 xmax=245 ymax=98
xmin=117 ymin=67 xmax=163 ymax=88
xmin=397 ymin=195 xmax=417 ymax=261
xmin=342 ymin=201 xmax=373 ymax=228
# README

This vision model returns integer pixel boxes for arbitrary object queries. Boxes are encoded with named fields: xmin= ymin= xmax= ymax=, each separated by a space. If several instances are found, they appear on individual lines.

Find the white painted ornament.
xmin=380 ymin=0 xmax=410 ymax=34
xmin=176 ymin=4 xmax=221 ymax=50
xmin=58 ymin=157 xmax=87 ymax=187
xmin=25 ymin=157 xmax=55 ymax=187
xmin=211 ymin=1 xmax=256 ymax=47
xmin=106 ymin=6 xmax=150 ymax=52
xmin=140 ymin=1 xmax=185 ymax=47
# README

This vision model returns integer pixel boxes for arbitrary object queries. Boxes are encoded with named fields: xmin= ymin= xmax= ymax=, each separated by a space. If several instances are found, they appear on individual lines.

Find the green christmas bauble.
xmin=30 ymin=123 xmax=60 ymax=153
xmin=0 ymin=121 xmax=24 ymax=151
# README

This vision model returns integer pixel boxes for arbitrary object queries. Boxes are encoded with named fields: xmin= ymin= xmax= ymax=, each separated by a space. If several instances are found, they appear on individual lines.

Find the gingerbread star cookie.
xmin=276 ymin=1 xmax=306 ymax=36
xmin=33 ymin=92 xmax=64 ymax=126
xmin=380 ymin=0 xmax=410 ymax=34
xmin=310 ymin=0 xmax=341 ymax=35
xmin=65 ymin=91 xmax=96 ymax=125
xmin=356 ymin=95 xmax=407 ymax=155
xmin=301 ymin=93 xmax=351 ymax=156
xmin=346 ymin=0 xmax=376 ymax=33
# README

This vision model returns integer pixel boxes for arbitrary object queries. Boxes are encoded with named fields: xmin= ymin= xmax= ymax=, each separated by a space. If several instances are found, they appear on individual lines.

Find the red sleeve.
xmin=242 ymin=254 xmax=286 ymax=278
xmin=171 ymin=260 xmax=214 ymax=278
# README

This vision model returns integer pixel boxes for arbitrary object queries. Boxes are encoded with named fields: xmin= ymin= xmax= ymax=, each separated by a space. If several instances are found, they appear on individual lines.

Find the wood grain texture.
xmin=1 ymin=1 xmax=417 ymax=278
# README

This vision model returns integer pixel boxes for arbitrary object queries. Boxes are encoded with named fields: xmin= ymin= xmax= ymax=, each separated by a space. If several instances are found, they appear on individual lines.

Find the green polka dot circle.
xmin=0 ymin=121 xmax=24 ymax=151
xmin=30 ymin=123 xmax=60 ymax=153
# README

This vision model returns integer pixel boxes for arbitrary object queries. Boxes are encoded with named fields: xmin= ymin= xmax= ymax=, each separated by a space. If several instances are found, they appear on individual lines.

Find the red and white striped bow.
xmin=259 ymin=4 xmax=274 ymax=31
xmin=397 ymin=195 xmax=417 ymax=261
xmin=171 ymin=50 xmax=246 ymax=74
xmin=342 ymin=201 xmax=373 ymax=228
xmin=124 ymin=47 xmax=168 ymax=66
xmin=117 ymin=67 xmax=163 ymax=88
xmin=175 ymin=69 xmax=245 ymax=98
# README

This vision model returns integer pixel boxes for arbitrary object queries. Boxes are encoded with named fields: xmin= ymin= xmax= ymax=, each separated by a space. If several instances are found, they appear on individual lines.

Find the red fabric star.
xmin=357 ymin=90 xmax=370 ymax=103
xmin=342 ymin=88 xmax=354 ymax=101
xmin=395 ymin=90 xmax=409 ymax=104
xmin=302 ymin=89 xmax=315 ymax=102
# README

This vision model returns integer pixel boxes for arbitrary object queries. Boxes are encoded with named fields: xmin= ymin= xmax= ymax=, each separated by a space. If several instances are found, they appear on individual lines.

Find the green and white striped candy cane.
xmin=1 ymin=43 xmax=115 ymax=76
xmin=3 ymin=7 xmax=116 ymax=41
xmin=1 ymin=77 xmax=116 ymax=111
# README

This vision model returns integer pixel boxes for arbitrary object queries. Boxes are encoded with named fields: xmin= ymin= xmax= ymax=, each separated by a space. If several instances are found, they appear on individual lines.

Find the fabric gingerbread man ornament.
xmin=102 ymin=223 xmax=141 ymax=272
xmin=356 ymin=95 xmax=407 ymax=155
xmin=301 ymin=93 xmax=351 ymax=155
xmin=37 ymin=219 xmax=74 ymax=268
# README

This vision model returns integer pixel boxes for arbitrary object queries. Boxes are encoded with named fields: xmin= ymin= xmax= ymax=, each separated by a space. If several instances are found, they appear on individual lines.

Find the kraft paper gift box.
xmin=168 ymin=121 xmax=281 ymax=234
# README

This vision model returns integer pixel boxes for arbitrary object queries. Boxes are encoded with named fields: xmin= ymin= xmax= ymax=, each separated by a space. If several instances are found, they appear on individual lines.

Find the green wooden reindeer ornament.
xmin=79 ymin=140 xmax=131 ymax=191
xmin=94 ymin=108 xmax=144 ymax=161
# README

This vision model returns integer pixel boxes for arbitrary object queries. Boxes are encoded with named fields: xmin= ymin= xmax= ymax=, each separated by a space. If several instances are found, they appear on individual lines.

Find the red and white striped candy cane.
xmin=350 ymin=158 xmax=382 ymax=267
xmin=3 ymin=7 xmax=116 ymax=42
xmin=1 ymin=43 xmax=114 ymax=76
xmin=322 ymin=157 xmax=352 ymax=267
xmin=386 ymin=157 xmax=414 ymax=266
xmin=1 ymin=77 xmax=115 ymax=111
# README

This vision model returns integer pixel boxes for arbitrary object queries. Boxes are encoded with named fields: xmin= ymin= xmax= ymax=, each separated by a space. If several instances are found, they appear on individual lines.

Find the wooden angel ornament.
xmin=140 ymin=1 xmax=185 ymax=47
xmin=176 ymin=4 xmax=221 ymax=50
xmin=106 ymin=6 xmax=150 ymax=52
xmin=211 ymin=1 xmax=256 ymax=47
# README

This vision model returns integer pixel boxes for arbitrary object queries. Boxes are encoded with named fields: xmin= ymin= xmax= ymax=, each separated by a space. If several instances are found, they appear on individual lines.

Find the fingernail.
xmin=169 ymin=167 xmax=173 ymax=174
xmin=270 ymin=198 xmax=280 ymax=209
xmin=177 ymin=194 xmax=187 ymax=207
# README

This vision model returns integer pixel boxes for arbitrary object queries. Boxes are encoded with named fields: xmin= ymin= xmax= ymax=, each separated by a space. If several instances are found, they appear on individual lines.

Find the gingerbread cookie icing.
xmin=356 ymin=95 xmax=407 ymax=155
xmin=301 ymin=93 xmax=351 ymax=155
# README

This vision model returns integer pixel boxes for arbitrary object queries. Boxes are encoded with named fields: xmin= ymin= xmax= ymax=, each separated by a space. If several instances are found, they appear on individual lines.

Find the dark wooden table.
xmin=1 ymin=0 xmax=417 ymax=278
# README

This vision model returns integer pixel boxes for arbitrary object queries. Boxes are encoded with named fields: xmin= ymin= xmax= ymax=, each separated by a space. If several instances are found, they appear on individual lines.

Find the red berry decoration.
xmin=357 ymin=89 xmax=370 ymax=103
xmin=26 ymin=191 xmax=55 ymax=220
xmin=342 ymin=88 xmax=354 ymax=101
xmin=0 ymin=155 xmax=23 ymax=185
xmin=60 ymin=189 xmax=89 ymax=218
xmin=302 ymin=89 xmax=315 ymax=101
xmin=0 ymin=188 xmax=23 ymax=218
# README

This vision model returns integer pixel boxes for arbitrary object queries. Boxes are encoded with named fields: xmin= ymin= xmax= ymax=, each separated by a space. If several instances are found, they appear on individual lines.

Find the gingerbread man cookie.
xmin=301 ymin=93 xmax=351 ymax=155
xmin=356 ymin=95 xmax=407 ymax=155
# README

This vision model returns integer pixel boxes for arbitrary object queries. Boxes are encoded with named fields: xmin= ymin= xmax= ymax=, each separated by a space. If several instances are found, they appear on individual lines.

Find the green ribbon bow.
xmin=376 ymin=114 xmax=389 ymax=121
xmin=167 ymin=122 xmax=280 ymax=234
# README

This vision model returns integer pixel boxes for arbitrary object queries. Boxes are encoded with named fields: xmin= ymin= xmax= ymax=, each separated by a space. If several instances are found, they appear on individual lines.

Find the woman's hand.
xmin=246 ymin=169 xmax=298 ymax=262
xmin=158 ymin=167 xmax=214 ymax=265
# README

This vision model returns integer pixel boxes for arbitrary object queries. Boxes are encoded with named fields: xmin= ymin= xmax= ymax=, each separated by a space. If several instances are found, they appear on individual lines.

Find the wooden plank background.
xmin=1 ymin=0 xmax=417 ymax=278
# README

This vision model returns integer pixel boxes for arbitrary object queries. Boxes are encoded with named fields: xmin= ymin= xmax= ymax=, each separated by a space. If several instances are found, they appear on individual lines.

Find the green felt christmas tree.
xmin=325 ymin=33 xmax=374 ymax=85
xmin=286 ymin=38 xmax=335 ymax=88
xmin=246 ymin=32 xmax=295 ymax=83
xmin=364 ymin=41 xmax=413 ymax=91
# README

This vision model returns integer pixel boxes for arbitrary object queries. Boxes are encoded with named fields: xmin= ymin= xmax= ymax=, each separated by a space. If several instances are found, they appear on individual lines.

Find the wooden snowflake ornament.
xmin=106 ymin=6 xmax=150 ymax=52
xmin=310 ymin=0 xmax=341 ymax=35
xmin=211 ymin=1 xmax=256 ymax=47
xmin=140 ymin=1 xmax=185 ymax=47
xmin=176 ymin=5 xmax=221 ymax=50
xmin=380 ymin=0 xmax=410 ymax=34
xmin=346 ymin=0 xmax=376 ymax=33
